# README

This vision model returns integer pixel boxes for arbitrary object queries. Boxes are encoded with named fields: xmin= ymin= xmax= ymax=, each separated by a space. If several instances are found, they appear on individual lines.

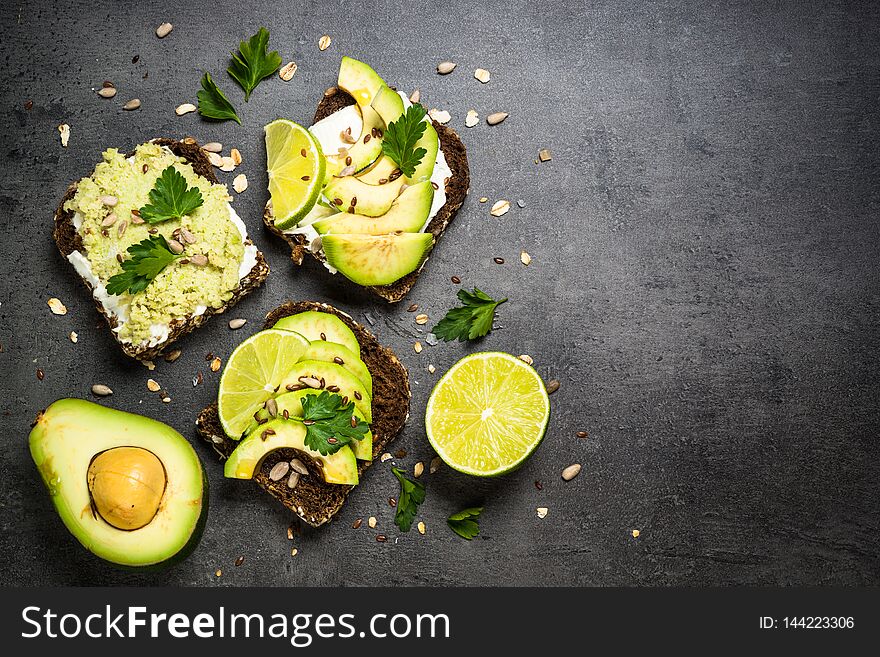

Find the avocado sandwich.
xmin=263 ymin=57 xmax=470 ymax=303
xmin=196 ymin=301 xmax=410 ymax=527
xmin=54 ymin=138 xmax=269 ymax=361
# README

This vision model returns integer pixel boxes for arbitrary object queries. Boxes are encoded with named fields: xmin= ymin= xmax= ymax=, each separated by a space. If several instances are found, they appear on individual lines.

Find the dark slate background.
xmin=1 ymin=0 xmax=878 ymax=586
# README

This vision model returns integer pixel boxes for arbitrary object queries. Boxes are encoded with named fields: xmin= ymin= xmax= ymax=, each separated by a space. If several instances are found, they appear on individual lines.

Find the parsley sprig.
xmin=227 ymin=27 xmax=281 ymax=101
xmin=197 ymin=72 xmax=241 ymax=124
xmin=381 ymin=103 xmax=428 ymax=177
xmin=139 ymin=166 xmax=204 ymax=224
xmin=106 ymin=235 xmax=181 ymax=296
xmin=432 ymin=288 xmax=508 ymax=342
xmin=447 ymin=507 xmax=483 ymax=540
xmin=300 ymin=391 xmax=369 ymax=456
xmin=391 ymin=467 xmax=425 ymax=532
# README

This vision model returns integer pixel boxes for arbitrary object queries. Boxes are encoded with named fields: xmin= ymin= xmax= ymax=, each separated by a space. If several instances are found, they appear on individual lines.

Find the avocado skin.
xmin=30 ymin=399 xmax=208 ymax=571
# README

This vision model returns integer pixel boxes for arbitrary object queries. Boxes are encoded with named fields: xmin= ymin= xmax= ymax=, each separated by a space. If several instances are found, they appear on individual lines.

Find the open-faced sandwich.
xmin=54 ymin=138 xmax=269 ymax=361
xmin=196 ymin=302 xmax=410 ymax=526
xmin=263 ymin=57 xmax=469 ymax=302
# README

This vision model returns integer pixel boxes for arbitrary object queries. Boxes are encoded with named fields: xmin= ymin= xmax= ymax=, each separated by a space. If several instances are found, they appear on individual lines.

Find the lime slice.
xmin=425 ymin=352 xmax=550 ymax=476
xmin=218 ymin=329 xmax=310 ymax=439
xmin=264 ymin=119 xmax=326 ymax=229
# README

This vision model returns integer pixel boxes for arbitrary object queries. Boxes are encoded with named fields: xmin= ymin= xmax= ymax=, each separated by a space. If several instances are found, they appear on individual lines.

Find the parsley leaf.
xmin=197 ymin=72 xmax=241 ymax=124
xmin=432 ymin=288 xmax=508 ymax=342
xmin=227 ymin=27 xmax=282 ymax=101
xmin=300 ymin=391 xmax=369 ymax=456
xmin=139 ymin=166 xmax=204 ymax=224
xmin=392 ymin=467 xmax=425 ymax=532
xmin=381 ymin=103 xmax=428 ymax=177
xmin=106 ymin=235 xmax=181 ymax=296
xmin=447 ymin=507 xmax=483 ymax=540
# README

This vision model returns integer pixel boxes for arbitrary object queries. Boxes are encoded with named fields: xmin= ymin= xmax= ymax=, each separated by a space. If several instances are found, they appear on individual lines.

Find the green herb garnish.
xmin=432 ymin=288 xmax=508 ymax=342
xmin=139 ymin=166 xmax=204 ymax=224
xmin=447 ymin=507 xmax=483 ymax=540
xmin=381 ymin=103 xmax=428 ymax=177
xmin=197 ymin=72 xmax=241 ymax=124
xmin=227 ymin=27 xmax=281 ymax=101
xmin=300 ymin=391 xmax=369 ymax=456
xmin=391 ymin=467 xmax=425 ymax=532
xmin=106 ymin=235 xmax=181 ymax=296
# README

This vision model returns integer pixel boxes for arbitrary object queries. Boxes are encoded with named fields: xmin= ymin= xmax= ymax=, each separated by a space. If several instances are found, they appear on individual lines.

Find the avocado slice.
xmin=337 ymin=56 xmax=386 ymax=108
xmin=313 ymin=181 xmax=434 ymax=236
xmin=324 ymin=175 xmax=405 ymax=217
xmin=225 ymin=418 xmax=358 ymax=485
xmin=406 ymin=121 xmax=439 ymax=184
xmin=250 ymin=390 xmax=373 ymax=461
xmin=29 ymin=398 xmax=207 ymax=570
xmin=371 ymin=85 xmax=405 ymax=125
xmin=300 ymin=340 xmax=373 ymax=395
xmin=325 ymin=106 xmax=385 ymax=177
xmin=278 ymin=360 xmax=372 ymax=422
xmin=356 ymin=155 xmax=400 ymax=185
xmin=273 ymin=311 xmax=361 ymax=356
xmin=323 ymin=232 xmax=434 ymax=286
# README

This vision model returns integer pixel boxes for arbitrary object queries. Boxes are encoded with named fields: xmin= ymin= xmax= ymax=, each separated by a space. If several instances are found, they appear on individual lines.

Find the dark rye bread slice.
xmin=196 ymin=301 xmax=411 ymax=527
xmin=264 ymin=88 xmax=470 ymax=303
xmin=53 ymin=138 xmax=269 ymax=362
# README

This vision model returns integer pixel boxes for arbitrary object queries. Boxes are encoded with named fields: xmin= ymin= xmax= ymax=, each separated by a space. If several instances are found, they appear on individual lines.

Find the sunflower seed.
xmin=210 ymin=357 xmax=221 ymax=372
xmin=368 ymin=516 xmax=377 ymax=528
xmin=123 ymin=98 xmax=141 ymax=111
xmin=479 ymin=197 xmax=488 ymax=203
xmin=155 ymin=22 xmax=173 ymax=38
xmin=415 ymin=314 xmax=429 ymax=325
xmin=539 ymin=148 xmax=552 ymax=162
xmin=536 ymin=507 xmax=549 ymax=519
xmin=490 ymin=200 xmax=510 ymax=216
xmin=414 ymin=462 xmax=424 ymax=478
xmin=518 ymin=354 xmax=534 ymax=365
xmin=632 ymin=529 xmax=641 ymax=538
xmin=100 ymin=195 xmax=119 ymax=206
xmin=414 ymin=341 xmax=422 ymax=353
xmin=517 ymin=199 xmax=526 ymax=208
xmin=91 ymin=384 xmax=113 ymax=396
xmin=520 ymin=251 xmax=532 ymax=266
xmin=299 ymin=376 xmax=321 ymax=389
xmin=100 ymin=213 xmax=117 ymax=227
xmin=417 ymin=521 xmax=426 ymax=535
xmin=428 ymin=108 xmax=451 ymax=124
xmin=175 ymin=103 xmax=197 ymax=116
xmin=147 ymin=379 xmax=161 ymax=392
xmin=117 ymin=220 xmax=129 ymax=238
xmin=429 ymin=456 xmax=442 ymax=474
xmin=167 ymin=239 xmax=184 ymax=254
xmin=428 ymin=364 xmax=436 ymax=373
xmin=180 ymin=227 xmax=197 ymax=244
xmin=486 ymin=112 xmax=509 ymax=125
xmin=287 ymin=471 xmax=301 ymax=489
xmin=263 ymin=398 xmax=278 ymax=419
xmin=189 ymin=254 xmax=209 ymax=266
xmin=47 ymin=298 xmax=67 ymax=315
xmin=97 ymin=86 xmax=117 ymax=99
xmin=230 ymin=148 xmax=242 ymax=166
xmin=340 ymin=130 xmax=357 ymax=145
xmin=380 ymin=453 xmax=392 ymax=462
xmin=562 ymin=464 xmax=582 ymax=481
xmin=69 ymin=331 xmax=78 ymax=343
xmin=338 ymin=165 xmax=356 ymax=177
xmin=232 ymin=173 xmax=248 ymax=193
xmin=437 ymin=61 xmax=456 ymax=74
xmin=202 ymin=142 xmax=223 ymax=153
xmin=407 ymin=303 xmax=419 ymax=312
xmin=279 ymin=61 xmax=298 ymax=81
xmin=269 ymin=461 xmax=290 ymax=481
xmin=182 ymin=136 xmax=197 ymax=145
xmin=290 ymin=459 xmax=309 ymax=475
xmin=474 ymin=68 xmax=490 ymax=83
xmin=324 ymin=86 xmax=338 ymax=97
xmin=58 ymin=123 xmax=70 ymax=147
xmin=318 ymin=35 xmax=332 ymax=51
xmin=546 ymin=379 xmax=561 ymax=394
xmin=164 ymin=349 xmax=182 ymax=363
xmin=465 ymin=109 xmax=479 ymax=127
xmin=228 ymin=318 xmax=247 ymax=330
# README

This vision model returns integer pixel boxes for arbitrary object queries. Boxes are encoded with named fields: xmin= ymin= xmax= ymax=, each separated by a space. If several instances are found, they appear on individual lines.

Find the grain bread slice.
xmin=53 ymin=138 xmax=269 ymax=362
xmin=196 ymin=301 xmax=411 ymax=527
xmin=264 ymin=88 xmax=470 ymax=303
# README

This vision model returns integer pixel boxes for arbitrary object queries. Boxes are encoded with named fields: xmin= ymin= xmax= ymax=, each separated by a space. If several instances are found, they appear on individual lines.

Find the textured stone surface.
xmin=0 ymin=0 xmax=878 ymax=586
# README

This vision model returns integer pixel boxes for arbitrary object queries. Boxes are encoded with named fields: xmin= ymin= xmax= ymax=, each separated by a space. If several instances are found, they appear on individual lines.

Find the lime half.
xmin=426 ymin=352 xmax=550 ymax=476
xmin=218 ymin=329 xmax=310 ymax=439
xmin=264 ymin=119 xmax=326 ymax=229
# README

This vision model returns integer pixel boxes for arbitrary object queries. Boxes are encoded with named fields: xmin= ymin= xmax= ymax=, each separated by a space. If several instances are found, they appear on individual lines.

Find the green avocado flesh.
xmin=356 ymin=155 xmax=400 ymax=185
xmin=273 ymin=311 xmax=361 ymax=356
xmin=371 ymin=85 xmax=405 ymax=126
xmin=300 ymin=341 xmax=373 ymax=395
xmin=338 ymin=56 xmax=386 ymax=108
xmin=29 ymin=398 xmax=206 ymax=569
xmin=249 ymin=390 xmax=373 ymax=461
xmin=406 ymin=122 xmax=439 ymax=184
xmin=277 ymin=360 xmax=373 ymax=422
xmin=323 ymin=232 xmax=434 ymax=286
xmin=225 ymin=418 xmax=358 ymax=485
xmin=325 ymin=106 xmax=385 ymax=177
xmin=313 ymin=181 xmax=434 ymax=236
xmin=324 ymin=176 xmax=406 ymax=217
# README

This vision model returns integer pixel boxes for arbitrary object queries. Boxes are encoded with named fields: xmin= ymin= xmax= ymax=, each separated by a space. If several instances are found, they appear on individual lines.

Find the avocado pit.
xmin=87 ymin=447 xmax=167 ymax=530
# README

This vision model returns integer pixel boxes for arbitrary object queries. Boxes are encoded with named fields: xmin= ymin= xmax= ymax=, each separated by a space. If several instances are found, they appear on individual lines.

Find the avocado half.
xmin=29 ymin=398 xmax=208 ymax=570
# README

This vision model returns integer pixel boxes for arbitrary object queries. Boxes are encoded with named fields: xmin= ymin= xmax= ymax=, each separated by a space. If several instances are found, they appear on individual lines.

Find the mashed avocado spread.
xmin=64 ymin=143 xmax=246 ymax=345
